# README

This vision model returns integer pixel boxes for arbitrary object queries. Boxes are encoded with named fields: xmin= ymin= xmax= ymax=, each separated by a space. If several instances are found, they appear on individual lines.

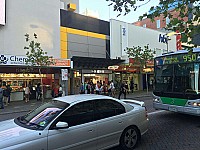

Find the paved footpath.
xmin=0 ymin=90 xmax=153 ymax=115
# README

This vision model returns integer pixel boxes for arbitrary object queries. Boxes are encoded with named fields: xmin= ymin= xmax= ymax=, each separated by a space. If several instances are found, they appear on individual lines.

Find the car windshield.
xmin=15 ymin=100 xmax=69 ymax=130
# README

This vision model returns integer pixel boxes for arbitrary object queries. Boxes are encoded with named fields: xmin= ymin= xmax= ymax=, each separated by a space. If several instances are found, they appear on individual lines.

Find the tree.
xmin=24 ymin=33 xmax=54 ymax=100
xmin=126 ymin=44 xmax=155 ymax=68
xmin=106 ymin=0 xmax=200 ymax=48
xmin=125 ymin=44 xmax=155 ymax=92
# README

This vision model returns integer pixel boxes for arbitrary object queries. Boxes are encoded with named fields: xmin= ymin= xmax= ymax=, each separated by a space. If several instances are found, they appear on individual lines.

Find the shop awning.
xmin=71 ymin=56 xmax=124 ymax=69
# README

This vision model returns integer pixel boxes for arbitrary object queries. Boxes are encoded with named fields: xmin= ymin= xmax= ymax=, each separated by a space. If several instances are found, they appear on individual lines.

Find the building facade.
xmin=60 ymin=10 xmax=123 ymax=94
xmin=110 ymin=19 xmax=177 ymax=90
xmin=0 ymin=0 xmax=71 ymax=100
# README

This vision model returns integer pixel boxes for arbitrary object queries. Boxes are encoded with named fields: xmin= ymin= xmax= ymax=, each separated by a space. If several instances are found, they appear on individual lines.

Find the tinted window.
xmin=95 ymin=99 xmax=125 ymax=120
xmin=155 ymin=64 xmax=173 ymax=92
xmin=57 ymin=101 xmax=94 ymax=127
xmin=174 ymin=63 xmax=193 ymax=92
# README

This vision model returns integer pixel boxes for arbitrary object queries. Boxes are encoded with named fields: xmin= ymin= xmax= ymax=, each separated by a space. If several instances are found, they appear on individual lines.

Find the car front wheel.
xmin=119 ymin=126 xmax=140 ymax=150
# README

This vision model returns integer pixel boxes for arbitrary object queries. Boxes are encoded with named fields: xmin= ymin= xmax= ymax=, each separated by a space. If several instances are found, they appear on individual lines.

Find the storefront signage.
xmin=0 ymin=54 xmax=28 ymax=65
xmin=51 ymin=59 xmax=71 ymax=67
xmin=121 ymin=25 xmax=128 ymax=56
xmin=0 ymin=0 xmax=5 ymax=25
xmin=0 ymin=54 xmax=71 ymax=67
xmin=82 ymin=69 xmax=112 ymax=74
xmin=108 ymin=65 xmax=119 ymax=70
xmin=159 ymin=34 xmax=168 ymax=44
xmin=61 ymin=69 xmax=68 ymax=80
xmin=16 ymin=68 xmax=39 ymax=73
xmin=122 ymin=27 xmax=126 ymax=36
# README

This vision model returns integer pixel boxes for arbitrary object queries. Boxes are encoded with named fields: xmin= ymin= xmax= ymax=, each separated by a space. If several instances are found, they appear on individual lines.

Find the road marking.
xmin=148 ymin=110 xmax=166 ymax=115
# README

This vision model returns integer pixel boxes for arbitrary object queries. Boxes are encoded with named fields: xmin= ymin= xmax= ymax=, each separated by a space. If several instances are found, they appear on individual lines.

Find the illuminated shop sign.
xmin=0 ymin=54 xmax=28 ymax=65
xmin=0 ymin=54 xmax=71 ymax=67
xmin=108 ymin=65 xmax=119 ymax=70
xmin=0 ymin=0 xmax=5 ymax=25
xmin=82 ymin=69 xmax=112 ymax=74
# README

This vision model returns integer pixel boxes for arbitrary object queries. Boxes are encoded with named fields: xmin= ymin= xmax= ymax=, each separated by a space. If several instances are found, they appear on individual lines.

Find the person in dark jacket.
xmin=118 ymin=81 xmax=127 ymax=99
xmin=36 ymin=83 xmax=42 ymax=101
xmin=7 ymin=85 xmax=12 ymax=104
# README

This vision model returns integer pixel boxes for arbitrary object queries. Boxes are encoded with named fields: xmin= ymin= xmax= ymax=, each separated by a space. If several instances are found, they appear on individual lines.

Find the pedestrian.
xmin=125 ymin=81 xmax=129 ymax=94
xmin=0 ymin=84 xmax=4 ymax=109
xmin=110 ymin=80 xmax=115 ymax=97
xmin=118 ymin=81 xmax=127 ymax=99
xmin=90 ymin=82 xmax=95 ymax=94
xmin=79 ymin=82 xmax=84 ymax=94
xmin=25 ymin=85 xmax=30 ymax=102
xmin=53 ymin=84 xmax=59 ymax=98
xmin=51 ymin=82 xmax=55 ymax=98
xmin=36 ymin=83 xmax=42 ymax=101
xmin=84 ymin=81 xmax=88 ymax=94
xmin=95 ymin=81 xmax=100 ymax=94
xmin=7 ymin=85 xmax=12 ymax=104
xmin=86 ymin=82 xmax=91 ymax=94
xmin=58 ymin=84 xmax=63 ymax=97
xmin=130 ymin=79 xmax=134 ymax=93
xmin=102 ymin=81 xmax=107 ymax=95
xmin=3 ymin=85 xmax=9 ymax=106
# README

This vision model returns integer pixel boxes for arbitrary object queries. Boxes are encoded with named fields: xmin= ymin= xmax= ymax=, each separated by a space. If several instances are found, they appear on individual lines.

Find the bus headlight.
xmin=188 ymin=101 xmax=200 ymax=107
xmin=153 ymin=97 xmax=161 ymax=103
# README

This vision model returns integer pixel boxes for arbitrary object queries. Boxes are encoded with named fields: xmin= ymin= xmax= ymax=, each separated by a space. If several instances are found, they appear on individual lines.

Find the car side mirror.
xmin=55 ymin=121 xmax=69 ymax=129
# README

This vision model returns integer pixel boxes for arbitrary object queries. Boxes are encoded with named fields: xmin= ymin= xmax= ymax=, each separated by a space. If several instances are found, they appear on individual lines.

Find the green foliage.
xmin=24 ymin=33 xmax=54 ymax=68
xmin=125 ymin=44 xmax=155 ymax=68
xmin=107 ymin=0 xmax=200 ymax=48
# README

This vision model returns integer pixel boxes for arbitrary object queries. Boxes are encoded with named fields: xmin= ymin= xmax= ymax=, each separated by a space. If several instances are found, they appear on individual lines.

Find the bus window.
xmin=155 ymin=64 xmax=173 ymax=92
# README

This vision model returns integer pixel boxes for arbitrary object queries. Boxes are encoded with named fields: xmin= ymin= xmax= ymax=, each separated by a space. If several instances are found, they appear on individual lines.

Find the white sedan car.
xmin=0 ymin=94 xmax=148 ymax=150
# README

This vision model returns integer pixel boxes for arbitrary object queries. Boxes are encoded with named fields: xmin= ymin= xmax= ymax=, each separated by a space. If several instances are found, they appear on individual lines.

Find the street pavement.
xmin=0 ymin=90 xmax=153 ymax=115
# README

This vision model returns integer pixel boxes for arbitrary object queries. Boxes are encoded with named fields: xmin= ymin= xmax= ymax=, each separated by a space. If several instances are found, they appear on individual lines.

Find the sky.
xmin=79 ymin=0 xmax=160 ymax=23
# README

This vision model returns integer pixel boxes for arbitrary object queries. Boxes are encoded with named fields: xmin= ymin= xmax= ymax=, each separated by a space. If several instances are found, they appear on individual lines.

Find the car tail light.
xmin=144 ymin=106 xmax=148 ymax=118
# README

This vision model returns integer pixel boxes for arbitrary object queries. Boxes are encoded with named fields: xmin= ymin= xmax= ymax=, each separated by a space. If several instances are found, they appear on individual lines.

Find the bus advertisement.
xmin=153 ymin=48 xmax=200 ymax=116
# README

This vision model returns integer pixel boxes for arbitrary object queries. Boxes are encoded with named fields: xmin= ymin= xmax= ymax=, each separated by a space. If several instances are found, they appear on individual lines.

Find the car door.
xmin=95 ymin=99 xmax=126 ymax=150
xmin=47 ymin=101 xmax=97 ymax=150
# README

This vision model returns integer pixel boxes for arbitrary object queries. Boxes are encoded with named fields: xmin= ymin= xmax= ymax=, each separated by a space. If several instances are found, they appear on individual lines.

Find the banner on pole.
xmin=61 ymin=69 xmax=68 ymax=80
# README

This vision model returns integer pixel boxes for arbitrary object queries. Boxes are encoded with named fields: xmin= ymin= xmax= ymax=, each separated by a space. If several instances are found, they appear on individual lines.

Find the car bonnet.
xmin=0 ymin=119 xmax=31 ymax=142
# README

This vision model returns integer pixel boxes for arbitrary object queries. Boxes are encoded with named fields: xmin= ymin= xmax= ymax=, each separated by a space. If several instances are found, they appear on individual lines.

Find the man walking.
xmin=0 ymin=84 xmax=4 ymax=109
xmin=118 ymin=81 xmax=127 ymax=99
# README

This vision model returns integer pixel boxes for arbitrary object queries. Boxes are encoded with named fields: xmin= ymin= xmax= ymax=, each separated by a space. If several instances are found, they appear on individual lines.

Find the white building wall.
xmin=0 ymin=0 xmax=60 ymax=58
xmin=110 ymin=19 xmax=177 ymax=62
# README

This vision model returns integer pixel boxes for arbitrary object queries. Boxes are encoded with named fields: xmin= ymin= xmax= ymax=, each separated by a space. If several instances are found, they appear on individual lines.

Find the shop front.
xmin=71 ymin=56 xmax=124 ymax=94
xmin=108 ymin=64 xmax=140 ymax=91
xmin=0 ymin=66 xmax=60 ymax=101
xmin=0 ymin=54 xmax=71 ymax=101
xmin=108 ymin=61 xmax=154 ymax=91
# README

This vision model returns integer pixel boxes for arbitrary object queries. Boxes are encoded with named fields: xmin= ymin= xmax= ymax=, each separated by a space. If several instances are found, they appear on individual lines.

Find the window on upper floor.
xmin=166 ymin=17 xmax=170 ymax=25
xmin=156 ymin=20 xmax=160 ymax=29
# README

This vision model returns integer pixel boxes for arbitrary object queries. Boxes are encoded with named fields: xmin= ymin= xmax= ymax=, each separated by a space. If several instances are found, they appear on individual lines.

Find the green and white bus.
xmin=153 ymin=48 xmax=200 ymax=115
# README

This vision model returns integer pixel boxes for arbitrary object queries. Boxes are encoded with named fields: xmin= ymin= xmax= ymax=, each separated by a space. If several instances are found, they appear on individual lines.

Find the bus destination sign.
xmin=155 ymin=53 xmax=200 ymax=65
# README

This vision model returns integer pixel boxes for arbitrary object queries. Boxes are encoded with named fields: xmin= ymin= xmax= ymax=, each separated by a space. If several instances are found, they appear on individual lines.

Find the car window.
xmin=15 ymin=100 xmax=69 ymax=130
xmin=56 ymin=101 xmax=94 ymax=127
xmin=95 ymin=99 xmax=125 ymax=120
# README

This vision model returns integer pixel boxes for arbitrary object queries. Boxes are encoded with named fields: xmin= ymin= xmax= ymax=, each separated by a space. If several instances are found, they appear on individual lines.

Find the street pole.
xmin=167 ymin=41 xmax=168 ymax=52
xmin=146 ymin=72 xmax=148 ymax=94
